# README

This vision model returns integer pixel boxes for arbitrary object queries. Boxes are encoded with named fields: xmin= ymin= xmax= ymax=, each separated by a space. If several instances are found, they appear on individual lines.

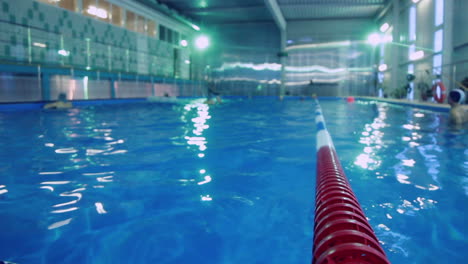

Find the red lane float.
xmin=313 ymin=146 xmax=390 ymax=264
xmin=313 ymin=101 xmax=390 ymax=264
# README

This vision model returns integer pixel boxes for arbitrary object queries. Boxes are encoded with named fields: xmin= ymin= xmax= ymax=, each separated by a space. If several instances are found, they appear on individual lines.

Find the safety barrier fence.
xmin=0 ymin=63 xmax=205 ymax=103
xmin=313 ymin=100 xmax=390 ymax=264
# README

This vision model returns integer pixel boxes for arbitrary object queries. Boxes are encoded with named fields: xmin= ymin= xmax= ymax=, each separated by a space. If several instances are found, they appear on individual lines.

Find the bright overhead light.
xmin=412 ymin=0 xmax=421 ymax=3
xmin=192 ymin=24 xmax=200 ymax=31
xmin=378 ymin=64 xmax=388 ymax=72
xmin=367 ymin=33 xmax=382 ymax=45
xmin=180 ymin=39 xmax=188 ymax=47
xmin=409 ymin=50 xmax=425 ymax=61
xmin=184 ymin=60 xmax=191 ymax=64
xmin=383 ymin=35 xmax=393 ymax=43
xmin=380 ymin=23 xmax=390 ymax=33
xmin=195 ymin=35 xmax=210 ymax=50
xmin=33 ymin=42 xmax=47 ymax=48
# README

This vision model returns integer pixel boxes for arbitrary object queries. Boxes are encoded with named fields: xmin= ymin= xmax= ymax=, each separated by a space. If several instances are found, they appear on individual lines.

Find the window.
xmin=137 ymin=15 xmax=146 ymax=34
xmin=409 ymin=6 xmax=416 ymax=42
xmin=111 ymin=4 xmax=123 ymax=27
xmin=126 ymin=11 xmax=136 ymax=31
xmin=147 ymin=20 xmax=157 ymax=38
xmin=408 ymin=64 xmax=414 ymax=74
xmin=435 ymin=0 xmax=444 ymax=27
xmin=408 ymin=44 xmax=415 ymax=58
xmin=433 ymin=54 xmax=442 ymax=74
xmin=37 ymin=0 xmax=58 ymax=5
xmin=167 ymin=28 xmax=173 ymax=43
xmin=159 ymin=25 xmax=166 ymax=41
xmin=96 ymin=0 xmax=111 ymax=22
xmin=59 ymin=0 xmax=77 ymax=12
xmin=83 ymin=0 xmax=96 ymax=18
xmin=434 ymin=29 xmax=443 ymax=52
xmin=173 ymin=31 xmax=179 ymax=45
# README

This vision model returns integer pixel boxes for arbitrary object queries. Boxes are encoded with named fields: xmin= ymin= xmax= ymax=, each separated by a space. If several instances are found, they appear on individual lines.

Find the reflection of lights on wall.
xmin=286 ymin=40 xmax=351 ymax=51
xmin=409 ymin=50 xmax=424 ymax=61
xmin=87 ymin=5 xmax=108 ymax=19
xmin=216 ymin=62 xmax=281 ymax=72
xmin=368 ymin=33 xmax=382 ymax=45
xmin=33 ymin=42 xmax=47 ymax=48
xmin=185 ymin=60 xmax=191 ymax=64
xmin=378 ymin=64 xmax=388 ymax=72
xmin=58 ymin=49 xmax=70 ymax=56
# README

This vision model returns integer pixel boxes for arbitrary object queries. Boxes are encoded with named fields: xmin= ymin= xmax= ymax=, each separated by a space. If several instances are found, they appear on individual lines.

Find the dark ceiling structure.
xmin=136 ymin=0 xmax=390 ymax=25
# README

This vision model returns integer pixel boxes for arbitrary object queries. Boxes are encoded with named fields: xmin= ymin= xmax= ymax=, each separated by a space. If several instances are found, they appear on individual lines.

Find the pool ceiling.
xmin=137 ymin=0 xmax=390 ymax=24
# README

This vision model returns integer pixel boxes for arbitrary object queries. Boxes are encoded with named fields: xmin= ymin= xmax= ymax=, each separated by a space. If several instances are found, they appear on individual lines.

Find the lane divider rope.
xmin=312 ymin=100 xmax=390 ymax=264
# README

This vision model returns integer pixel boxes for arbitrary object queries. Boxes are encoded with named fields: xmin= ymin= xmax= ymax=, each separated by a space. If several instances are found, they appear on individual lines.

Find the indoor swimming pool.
xmin=0 ymin=98 xmax=466 ymax=263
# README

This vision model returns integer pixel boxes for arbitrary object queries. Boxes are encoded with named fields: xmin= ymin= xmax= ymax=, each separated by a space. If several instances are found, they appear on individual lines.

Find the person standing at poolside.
xmin=448 ymin=88 xmax=468 ymax=125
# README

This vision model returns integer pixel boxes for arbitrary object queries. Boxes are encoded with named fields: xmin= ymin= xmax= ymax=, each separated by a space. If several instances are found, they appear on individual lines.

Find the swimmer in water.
xmin=204 ymin=81 xmax=222 ymax=105
xmin=448 ymin=88 xmax=468 ymax=125
xmin=43 ymin=93 xmax=72 ymax=109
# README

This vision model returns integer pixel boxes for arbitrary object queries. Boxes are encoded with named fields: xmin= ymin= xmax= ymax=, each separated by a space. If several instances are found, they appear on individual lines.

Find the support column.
xmin=442 ymin=0 xmax=454 ymax=92
xmin=42 ymin=73 xmax=51 ymax=101
xmin=391 ymin=0 xmax=400 ymax=94
xmin=280 ymin=29 xmax=286 ymax=97
xmin=264 ymin=0 xmax=287 ymax=97
xmin=110 ymin=77 xmax=117 ymax=99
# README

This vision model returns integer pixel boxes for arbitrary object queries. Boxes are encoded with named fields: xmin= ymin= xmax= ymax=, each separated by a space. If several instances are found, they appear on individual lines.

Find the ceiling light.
xmin=378 ymin=64 xmax=388 ymax=72
xmin=380 ymin=23 xmax=390 ymax=33
xmin=195 ymin=35 xmax=210 ymax=50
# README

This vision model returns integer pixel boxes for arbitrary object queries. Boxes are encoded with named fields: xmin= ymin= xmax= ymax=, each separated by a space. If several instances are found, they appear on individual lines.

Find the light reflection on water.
xmin=0 ymin=99 xmax=464 ymax=263
xmin=324 ymin=100 xmax=467 ymax=263
xmin=180 ymin=100 xmax=213 ymax=202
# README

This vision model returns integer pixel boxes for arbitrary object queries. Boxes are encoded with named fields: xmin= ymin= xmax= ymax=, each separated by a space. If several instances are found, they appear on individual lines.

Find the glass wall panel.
xmin=0 ymin=74 xmax=41 ymax=103
xmin=83 ymin=0 xmax=97 ymax=18
xmin=126 ymin=11 xmax=136 ymax=31
xmin=147 ymin=20 xmax=157 ymax=38
xmin=59 ymin=0 xmax=77 ymax=11
xmin=435 ymin=0 xmax=444 ymax=27
xmin=173 ymin=31 xmax=179 ymax=45
xmin=96 ymin=0 xmax=112 ymax=23
xmin=167 ymin=28 xmax=173 ymax=43
xmin=137 ymin=15 xmax=146 ymax=34
xmin=111 ymin=4 xmax=123 ymax=27
xmin=159 ymin=25 xmax=166 ymax=41
xmin=37 ymin=0 xmax=58 ymax=6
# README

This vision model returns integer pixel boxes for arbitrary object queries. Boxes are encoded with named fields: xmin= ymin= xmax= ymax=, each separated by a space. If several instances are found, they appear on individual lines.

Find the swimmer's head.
xmin=58 ymin=93 xmax=67 ymax=101
xmin=448 ymin=89 xmax=465 ymax=104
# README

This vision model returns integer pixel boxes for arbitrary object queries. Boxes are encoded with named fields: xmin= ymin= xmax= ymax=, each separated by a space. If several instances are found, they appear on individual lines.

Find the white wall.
xmin=287 ymin=19 xmax=375 ymax=44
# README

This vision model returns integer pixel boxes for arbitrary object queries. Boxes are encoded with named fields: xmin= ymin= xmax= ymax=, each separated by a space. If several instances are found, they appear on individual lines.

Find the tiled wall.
xmin=0 ymin=0 xmax=190 ymax=78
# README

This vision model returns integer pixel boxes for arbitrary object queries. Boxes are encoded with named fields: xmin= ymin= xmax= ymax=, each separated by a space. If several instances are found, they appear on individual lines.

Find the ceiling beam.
xmin=264 ymin=0 xmax=286 ymax=31
xmin=278 ymin=1 xmax=386 ymax=7
xmin=185 ymin=5 xmax=266 ymax=15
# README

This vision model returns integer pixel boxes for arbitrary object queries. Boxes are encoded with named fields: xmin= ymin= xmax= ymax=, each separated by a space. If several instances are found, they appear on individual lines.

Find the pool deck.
xmin=356 ymin=96 xmax=451 ymax=112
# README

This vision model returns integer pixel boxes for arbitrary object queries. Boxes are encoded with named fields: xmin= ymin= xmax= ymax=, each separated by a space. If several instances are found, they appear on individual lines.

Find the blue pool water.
xmin=0 ymin=98 xmax=466 ymax=263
